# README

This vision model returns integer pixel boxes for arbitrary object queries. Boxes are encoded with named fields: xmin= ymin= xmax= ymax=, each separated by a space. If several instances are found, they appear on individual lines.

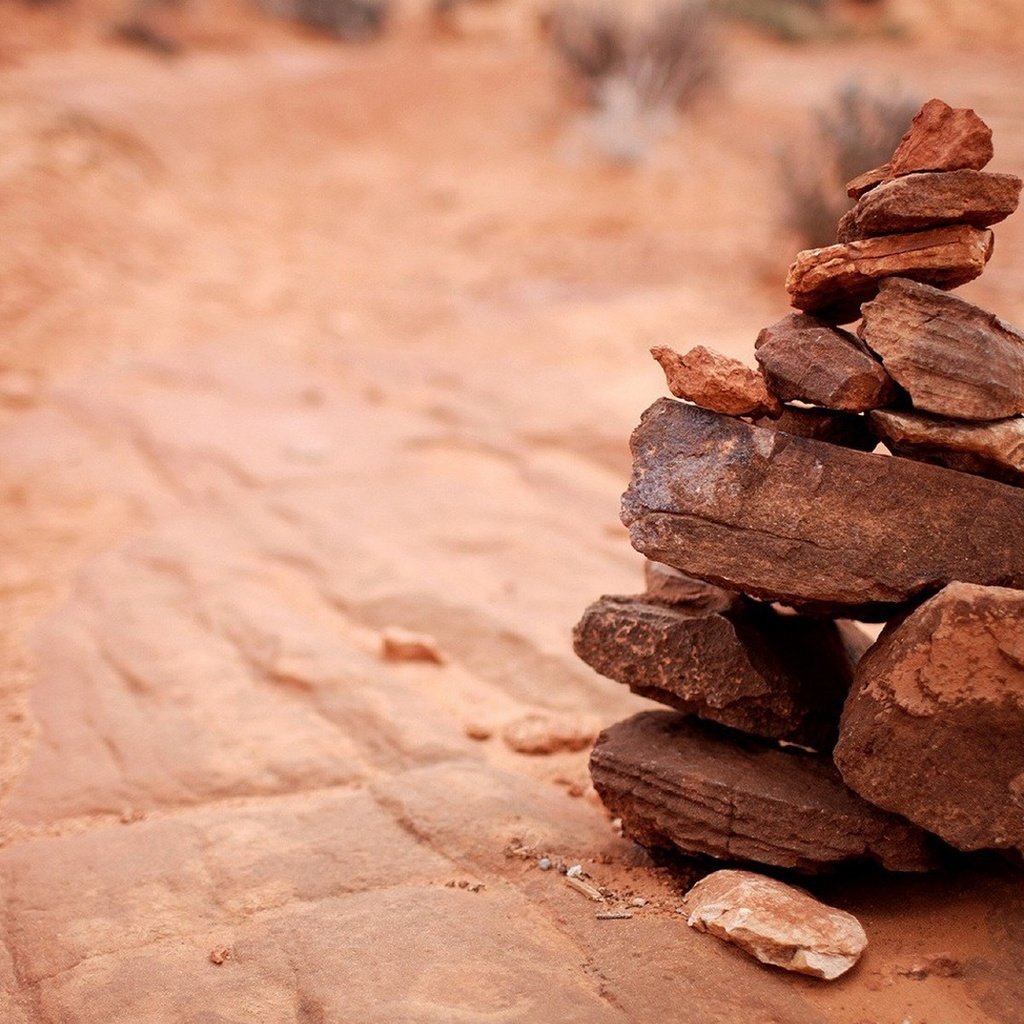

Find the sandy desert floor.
xmin=2 ymin=2 xmax=1024 ymax=1021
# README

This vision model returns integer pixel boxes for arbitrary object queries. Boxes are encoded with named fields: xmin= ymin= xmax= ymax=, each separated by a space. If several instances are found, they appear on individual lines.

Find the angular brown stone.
xmin=786 ymin=225 xmax=994 ymax=324
xmin=651 ymin=345 xmax=781 ymax=418
xmin=589 ymin=711 xmax=938 ymax=872
xmin=573 ymin=595 xmax=866 ymax=748
xmin=751 ymin=406 xmax=876 ymax=452
xmin=838 ymin=170 xmax=1021 ymax=242
xmin=684 ymin=870 xmax=867 ymax=980
xmin=860 ymin=277 xmax=1024 ymax=420
xmin=870 ymin=409 xmax=1024 ymax=488
xmin=835 ymin=583 xmax=1024 ymax=852
xmin=643 ymin=560 xmax=742 ymax=614
xmin=621 ymin=399 xmax=1024 ymax=619
xmin=846 ymin=99 xmax=994 ymax=199
xmin=754 ymin=313 xmax=899 ymax=412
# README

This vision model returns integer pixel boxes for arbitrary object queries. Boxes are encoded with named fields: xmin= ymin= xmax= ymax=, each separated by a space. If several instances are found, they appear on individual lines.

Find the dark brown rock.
xmin=846 ymin=99 xmax=994 ymax=199
xmin=786 ymin=225 xmax=994 ymax=324
xmin=621 ymin=399 xmax=1024 ymax=619
xmin=751 ymin=406 xmax=876 ymax=452
xmin=838 ymin=170 xmax=1021 ymax=242
xmin=651 ymin=345 xmax=781 ymax=418
xmin=754 ymin=313 xmax=899 ymax=412
xmin=589 ymin=711 xmax=938 ymax=872
xmin=870 ymin=409 xmax=1024 ymax=487
xmin=860 ymin=277 xmax=1024 ymax=421
xmin=573 ymin=595 xmax=866 ymax=748
xmin=643 ymin=560 xmax=742 ymax=614
xmin=835 ymin=583 xmax=1024 ymax=852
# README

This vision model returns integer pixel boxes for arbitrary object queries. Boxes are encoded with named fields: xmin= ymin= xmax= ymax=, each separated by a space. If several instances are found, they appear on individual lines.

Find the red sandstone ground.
xmin=2 ymin=2 xmax=1024 ymax=1021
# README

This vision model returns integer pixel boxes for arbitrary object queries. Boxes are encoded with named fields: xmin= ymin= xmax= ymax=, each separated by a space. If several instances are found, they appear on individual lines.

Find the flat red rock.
xmin=835 ymin=583 xmax=1024 ymax=853
xmin=651 ymin=345 xmax=781 ymax=418
xmin=621 ymin=398 xmax=1024 ymax=619
xmin=589 ymin=711 xmax=939 ymax=873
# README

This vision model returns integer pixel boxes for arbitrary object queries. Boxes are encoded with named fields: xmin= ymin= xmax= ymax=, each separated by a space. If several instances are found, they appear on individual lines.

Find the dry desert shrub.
xmin=258 ymin=0 xmax=390 ymax=39
xmin=548 ymin=0 xmax=718 ymax=161
xmin=713 ymin=0 xmax=838 ymax=41
xmin=779 ymin=82 xmax=921 ymax=249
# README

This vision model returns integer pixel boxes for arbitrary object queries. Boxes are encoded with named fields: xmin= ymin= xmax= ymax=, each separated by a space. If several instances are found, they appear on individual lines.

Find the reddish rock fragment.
xmin=622 ymin=399 xmax=1024 ymax=619
xmin=651 ymin=345 xmax=781 ymax=417
xmin=501 ymin=712 xmax=598 ymax=755
xmin=860 ymin=277 xmax=1024 ymax=421
xmin=751 ymin=406 xmax=876 ymax=452
xmin=835 ymin=583 xmax=1024 ymax=853
xmin=642 ymin=560 xmax=742 ymax=614
xmin=786 ymin=225 xmax=993 ymax=323
xmin=589 ymin=711 xmax=938 ymax=873
xmin=846 ymin=99 xmax=994 ymax=198
xmin=685 ymin=870 xmax=867 ymax=980
xmin=380 ymin=626 xmax=446 ymax=664
xmin=870 ymin=409 xmax=1024 ymax=488
xmin=755 ymin=313 xmax=898 ymax=412
xmin=838 ymin=170 xmax=1021 ymax=242
xmin=573 ymin=595 xmax=865 ymax=748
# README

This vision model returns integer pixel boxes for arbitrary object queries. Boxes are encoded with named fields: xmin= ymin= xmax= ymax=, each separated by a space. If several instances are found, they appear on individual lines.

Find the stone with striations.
xmin=860 ymin=277 xmax=1024 ymax=421
xmin=589 ymin=711 xmax=938 ymax=872
xmin=685 ymin=870 xmax=867 ymax=980
xmin=755 ymin=313 xmax=898 ymax=412
xmin=622 ymin=399 xmax=1024 ymax=619
xmin=573 ymin=594 xmax=868 ymax=749
xmin=835 ymin=583 xmax=1024 ymax=853
xmin=869 ymin=409 xmax=1024 ymax=488
xmin=847 ymin=99 xmax=994 ymax=199
xmin=786 ymin=224 xmax=993 ymax=324
xmin=650 ymin=345 xmax=781 ymax=418
xmin=642 ymin=560 xmax=742 ymax=614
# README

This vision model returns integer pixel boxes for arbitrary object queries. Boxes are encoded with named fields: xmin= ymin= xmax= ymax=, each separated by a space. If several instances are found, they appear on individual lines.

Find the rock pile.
xmin=573 ymin=100 xmax=1024 ymax=951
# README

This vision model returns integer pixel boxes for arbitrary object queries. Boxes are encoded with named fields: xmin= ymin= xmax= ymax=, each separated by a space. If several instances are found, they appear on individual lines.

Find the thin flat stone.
xmin=860 ymin=277 xmax=1024 ymax=421
xmin=751 ymin=406 xmax=876 ymax=452
xmin=651 ymin=345 xmax=781 ymax=418
xmin=642 ymin=560 xmax=743 ymax=614
xmin=621 ymin=399 xmax=1024 ymax=619
xmin=870 ymin=409 xmax=1024 ymax=487
xmin=589 ymin=711 xmax=938 ymax=873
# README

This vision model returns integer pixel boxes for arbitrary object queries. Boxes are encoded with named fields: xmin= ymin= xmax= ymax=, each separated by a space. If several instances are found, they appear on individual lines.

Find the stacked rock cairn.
xmin=573 ymin=99 xmax=1024 ymax=977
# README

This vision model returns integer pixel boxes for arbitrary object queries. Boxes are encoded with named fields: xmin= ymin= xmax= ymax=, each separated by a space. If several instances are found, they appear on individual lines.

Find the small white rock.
xmin=684 ymin=869 xmax=867 ymax=981
xmin=566 ymin=864 xmax=583 ymax=878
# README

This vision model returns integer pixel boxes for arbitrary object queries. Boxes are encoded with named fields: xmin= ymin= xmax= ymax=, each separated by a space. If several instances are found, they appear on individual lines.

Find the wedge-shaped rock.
xmin=786 ymin=225 xmax=993 ymax=324
xmin=651 ymin=345 xmax=781 ymax=418
xmin=752 ymin=406 xmax=876 ymax=452
xmin=835 ymin=583 xmax=1024 ymax=852
xmin=643 ymin=560 xmax=742 ymax=614
xmin=622 ymin=399 xmax=1024 ymax=619
xmin=870 ymin=409 xmax=1024 ymax=487
xmin=573 ymin=595 xmax=867 ymax=748
xmin=838 ymin=170 xmax=1020 ymax=242
xmin=755 ymin=313 xmax=898 ymax=412
xmin=847 ymin=99 xmax=994 ymax=199
xmin=685 ymin=870 xmax=867 ymax=980
xmin=860 ymin=277 xmax=1024 ymax=420
xmin=589 ymin=711 xmax=937 ymax=872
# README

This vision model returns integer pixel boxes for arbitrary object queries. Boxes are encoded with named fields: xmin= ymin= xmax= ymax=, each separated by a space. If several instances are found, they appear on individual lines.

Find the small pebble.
xmin=538 ymin=857 xmax=552 ymax=871
xmin=566 ymin=864 xmax=583 ymax=878
xmin=630 ymin=897 xmax=647 ymax=908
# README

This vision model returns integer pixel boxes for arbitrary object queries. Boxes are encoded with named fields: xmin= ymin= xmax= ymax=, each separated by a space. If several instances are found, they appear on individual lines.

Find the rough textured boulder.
xmin=837 ymin=170 xmax=1021 ymax=242
xmin=870 ymin=409 xmax=1024 ymax=487
xmin=752 ymin=406 xmax=876 ymax=452
xmin=847 ymin=99 xmax=994 ymax=198
xmin=622 ymin=399 xmax=1024 ymax=619
xmin=835 ymin=583 xmax=1024 ymax=853
xmin=860 ymin=277 xmax=1024 ymax=420
xmin=650 ymin=345 xmax=781 ymax=417
xmin=685 ymin=870 xmax=868 ymax=980
xmin=573 ymin=595 xmax=867 ymax=748
xmin=643 ymin=560 xmax=742 ymax=614
xmin=589 ymin=711 xmax=938 ymax=872
xmin=786 ymin=225 xmax=993 ymax=323
xmin=755 ymin=313 xmax=898 ymax=411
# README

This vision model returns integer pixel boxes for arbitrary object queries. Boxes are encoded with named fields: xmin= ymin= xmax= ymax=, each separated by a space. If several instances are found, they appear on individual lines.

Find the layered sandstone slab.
xmin=860 ymin=278 xmax=1024 ymax=421
xmin=651 ymin=345 xmax=780 ymax=418
xmin=847 ymin=99 xmax=994 ymax=199
xmin=785 ymin=225 xmax=993 ymax=323
xmin=870 ymin=409 xmax=1024 ymax=488
xmin=589 ymin=711 xmax=938 ymax=872
xmin=837 ymin=170 xmax=1021 ymax=242
xmin=755 ymin=313 xmax=898 ymax=412
xmin=622 ymin=399 xmax=1024 ymax=618
xmin=835 ymin=583 xmax=1024 ymax=853
xmin=685 ymin=870 xmax=867 ymax=980
xmin=573 ymin=595 xmax=864 ymax=749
